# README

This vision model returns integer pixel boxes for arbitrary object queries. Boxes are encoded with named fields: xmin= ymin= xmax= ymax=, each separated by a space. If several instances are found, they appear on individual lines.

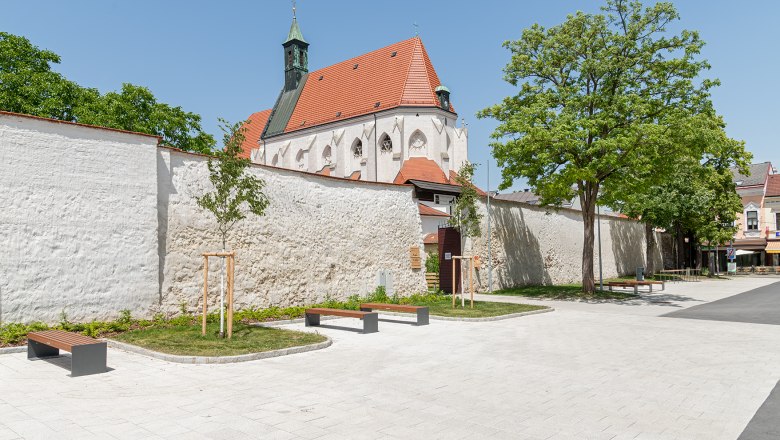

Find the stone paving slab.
xmin=2 ymin=278 xmax=780 ymax=439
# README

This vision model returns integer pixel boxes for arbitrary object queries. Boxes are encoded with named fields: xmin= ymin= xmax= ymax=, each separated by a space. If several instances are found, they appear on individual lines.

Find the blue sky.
xmin=2 ymin=0 xmax=778 ymax=192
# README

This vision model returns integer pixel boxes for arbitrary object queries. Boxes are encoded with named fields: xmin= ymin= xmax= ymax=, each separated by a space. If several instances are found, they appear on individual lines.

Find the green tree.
xmin=479 ymin=0 xmax=717 ymax=293
xmin=448 ymin=162 xmax=482 ymax=305
xmin=0 ymin=32 xmax=86 ymax=120
xmin=0 ymin=32 xmax=214 ymax=152
xmin=196 ymin=119 xmax=269 ymax=250
xmin=611 ymin=113 xmax=749 ymax=273
xmin=74 ymin=83 xmax=214 ymax=154
xmin=196 ymin=119 xmax=269 ymax=337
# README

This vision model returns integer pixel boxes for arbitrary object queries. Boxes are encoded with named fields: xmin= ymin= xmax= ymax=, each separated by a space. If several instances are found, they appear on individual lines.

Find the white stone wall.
xmin=0 ymin=114 xmax=160 ymax=323
xmin=468 ymin=199 xmax=665 ymax=290
xmin=158 ymin=149 xmax=427 ymax=314
xmin=259 ymin=108 xmax=465 ymax=182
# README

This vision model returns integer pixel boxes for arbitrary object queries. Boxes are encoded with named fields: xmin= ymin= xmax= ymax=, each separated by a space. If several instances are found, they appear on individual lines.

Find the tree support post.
xmin=202 ymin=252 xmax=236 ymax=339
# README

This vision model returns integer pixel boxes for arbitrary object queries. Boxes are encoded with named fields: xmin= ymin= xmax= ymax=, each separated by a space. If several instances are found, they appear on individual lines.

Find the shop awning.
xmin=767 ymin=241 xmax=780 ymax=254
xmin=736 ymin=250 xmax=756 ymax=256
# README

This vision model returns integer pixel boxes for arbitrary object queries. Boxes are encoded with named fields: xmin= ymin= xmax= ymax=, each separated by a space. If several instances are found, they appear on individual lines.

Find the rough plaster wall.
xmin=469 ymin=199 xmax=666 ymax=290
xmin=158 ymin=149 xmax=426 ymax=314
xmin=0 ymin=115 xmax=159 ymax=324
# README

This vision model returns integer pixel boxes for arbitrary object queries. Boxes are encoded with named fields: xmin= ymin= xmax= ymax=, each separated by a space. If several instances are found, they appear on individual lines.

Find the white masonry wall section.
xmin=468 ymin=199 xmax=665 ymax=290
xmin=0 ymin=113 xmax=668 ymax=323
xmin=157 ymin=148 xmax=427 ymax=315
xmin=0 ymin=114 xmax=160 ymax=323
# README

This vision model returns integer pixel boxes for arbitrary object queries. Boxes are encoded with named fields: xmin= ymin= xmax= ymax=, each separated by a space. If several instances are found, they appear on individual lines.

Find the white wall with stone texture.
xmin=0 ymin=114 xmax=160 ymax=323
xmin=157 ymin=148 xmax=427 ymax=315
xmin=468 ymin=199 xmax=665 ymax=290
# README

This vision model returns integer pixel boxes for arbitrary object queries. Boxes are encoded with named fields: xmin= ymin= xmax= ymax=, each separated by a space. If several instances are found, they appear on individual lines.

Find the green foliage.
xmin=425 ymin=252 xmax=440 ymax=273
xmin=478 ymin=0 xmax=721 ymax=292
xmin=0 ymin=32 xmax=214 ymax=152
xmin=75 ymin=83 xmax=214 ymax=153
xmin=448 ymin=162 xmax=482 ymax=239
xmin=196 ymin=119 xmax=270 ymax=249
xmin=118 ymin=309 xmax=132 ymax=325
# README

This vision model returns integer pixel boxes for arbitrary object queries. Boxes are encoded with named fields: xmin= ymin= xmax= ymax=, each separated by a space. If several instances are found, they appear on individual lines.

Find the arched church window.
xmin=380 ymin=134 xmax=392 ymax=153
xmin=295 ymin=150 xmax=305 ymax=169
xmin=409 ymin=130 xmax=427 ymax=150
xmin=322 ymin=145 xmax=332 ymax=164
xmin=352 ymin=139 xmax=363 ymax=157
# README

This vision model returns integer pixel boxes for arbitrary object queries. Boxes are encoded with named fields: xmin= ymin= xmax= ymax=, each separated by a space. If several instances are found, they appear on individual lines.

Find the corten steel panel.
xmin=438 ymin=226 xmax=461 ymax=294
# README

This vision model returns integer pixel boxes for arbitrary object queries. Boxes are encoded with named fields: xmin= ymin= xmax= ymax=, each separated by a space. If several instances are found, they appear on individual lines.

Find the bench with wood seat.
xmin=304 ymin=308 xmax=379 ymax=334
xmin=359 ymin=303 xmax=429 ymax=326
xmin=27 ymin=330 xmax=107 ymax=377
xmin=607 ymin=279 xmax=665 ymax=294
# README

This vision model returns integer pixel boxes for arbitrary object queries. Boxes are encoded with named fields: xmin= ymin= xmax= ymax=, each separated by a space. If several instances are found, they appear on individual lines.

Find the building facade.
xmin=239 ymin=16 xmax=468 ymax=186
xmin=728 ymin=161 xmax=778 ymax=267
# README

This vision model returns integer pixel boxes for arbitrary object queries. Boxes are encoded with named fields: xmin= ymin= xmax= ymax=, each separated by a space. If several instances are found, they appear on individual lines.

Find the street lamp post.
xmin=597 ymin=204 xmax=603 ymax=292
xmin=487 ymin=158 xmax=492 ymax=294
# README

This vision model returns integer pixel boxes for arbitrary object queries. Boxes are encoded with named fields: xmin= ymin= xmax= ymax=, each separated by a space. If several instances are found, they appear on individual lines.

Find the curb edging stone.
xmin=0 ymin=346 xmax=26 ymax=355
xmin=105 ymin=337 xmax=332 ymax=364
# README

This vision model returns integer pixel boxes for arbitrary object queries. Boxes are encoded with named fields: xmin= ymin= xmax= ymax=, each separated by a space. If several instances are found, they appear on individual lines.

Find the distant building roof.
xmin=262 ymin=37 xmax=451 ymax=138
xmin=423 ymin=233 xmax=438 ymax=244
xmin=418 ymin=203 xmax=449 ymax=217
xmin=732 ymin=162 xmax=772 ymax=187
xmin=238 ymin=109 xmax=272 ymax=159
xmin=394 ymin=157 xmax=450 ymax=185
xmin=494 ymin=190 xmax=541 ymax=204
xmin=767 ymin=174 xmax=780 ymax=197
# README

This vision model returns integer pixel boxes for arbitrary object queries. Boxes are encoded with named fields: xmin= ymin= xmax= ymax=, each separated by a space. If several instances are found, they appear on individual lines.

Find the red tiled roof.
xmin=349 ymin=171 xmax=361 ymax=180
xmin=394 ymin=157 xmax=449 ymax=184
xmin=283 ymin=37 xmax=450 ymax=134
xmin=423 ymin=233 xmax=438 ymax=244
xmin=316 ymin=165 xmax=331 ymax=176
xmin=393 ymin=158 xmax=487 ymax=195
xmin=767 ymin=174 xmax=780 ymax=197
xmin=238 ymin=109 xmax=272 ymax=159
xmin=419 ymin=203 xmax=450 ymax=217
xmin=447 ymin=170 xmax=487 ymax=196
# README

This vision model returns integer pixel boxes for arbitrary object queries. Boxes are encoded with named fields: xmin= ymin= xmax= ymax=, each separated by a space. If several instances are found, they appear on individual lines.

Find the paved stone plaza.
xmin=2 ymin=277 xmax=780 ymax=440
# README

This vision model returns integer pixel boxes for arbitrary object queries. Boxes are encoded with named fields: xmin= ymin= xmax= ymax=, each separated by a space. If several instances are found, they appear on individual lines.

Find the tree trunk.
xmin=580 ymin=183 xmax=598 ymax=294
xmin=695 ymin=240 xmax=702 ymax=271
xmin=675 ymin=223 xmax=686 ymax=269
xmin=645 ymin=222 xmax=656 ymax=276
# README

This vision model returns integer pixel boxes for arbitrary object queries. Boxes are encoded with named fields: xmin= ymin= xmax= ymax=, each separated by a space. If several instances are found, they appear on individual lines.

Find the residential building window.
xmin=747 ymin=211 xmax=758 ymax=230
xmin=776 ymin=212 xmax=780 ymax=231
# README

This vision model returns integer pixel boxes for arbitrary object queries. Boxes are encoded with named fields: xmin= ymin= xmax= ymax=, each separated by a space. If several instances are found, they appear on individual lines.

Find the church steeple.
xmin=283 ymin=4 xmax=308 ymax=92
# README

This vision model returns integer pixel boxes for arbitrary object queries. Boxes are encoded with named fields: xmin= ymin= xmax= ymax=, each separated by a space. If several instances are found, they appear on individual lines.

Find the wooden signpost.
xmin=201 ymin=251 xmax=235 ymax=339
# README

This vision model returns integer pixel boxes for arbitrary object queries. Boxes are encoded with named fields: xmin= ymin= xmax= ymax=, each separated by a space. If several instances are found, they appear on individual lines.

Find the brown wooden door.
xmin=438 ymin=227 xmax=461 ymax=294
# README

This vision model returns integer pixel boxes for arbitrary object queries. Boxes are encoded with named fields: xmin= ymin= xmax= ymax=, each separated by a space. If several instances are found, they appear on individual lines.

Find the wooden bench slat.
xmin=28 ymin=330 xmax=100 ymax=352
xmin=360 ymin=303 xmax=424 ymax=313
xmin=305 ymin=308 xmax=372 ymax=319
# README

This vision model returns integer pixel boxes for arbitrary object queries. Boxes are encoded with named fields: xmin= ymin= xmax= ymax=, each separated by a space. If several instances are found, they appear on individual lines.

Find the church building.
xmin=239 ymin=14 xmax=470 ymax=188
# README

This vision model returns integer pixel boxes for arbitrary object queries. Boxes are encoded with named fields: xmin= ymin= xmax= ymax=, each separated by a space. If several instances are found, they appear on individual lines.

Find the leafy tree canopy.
xmin=448 ymin=161 xmax=482 ymax=239
xmin=196 ymin=119 xmax=269 ymax=249
xmin=0 ymin=32 xmax=214 ymax=152
xmin=478 ymin=0 xmax=730 ymax=292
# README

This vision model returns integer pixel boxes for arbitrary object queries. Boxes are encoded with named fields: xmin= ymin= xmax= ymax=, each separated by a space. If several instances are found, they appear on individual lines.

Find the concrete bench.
xmin=304 ymin=308 xmax=378 ymax=334
xmin=27 ymin=330 xmax=107 ymax=377
xmin=359 ymin=303 xmax=429 ymax=326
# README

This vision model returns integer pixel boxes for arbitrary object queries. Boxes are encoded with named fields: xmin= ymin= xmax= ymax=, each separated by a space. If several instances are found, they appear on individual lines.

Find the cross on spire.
xmin=292 ymin=0 xmax=297 ymax=19
xmin=413 ymin=22 xmax=419 ymax=37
